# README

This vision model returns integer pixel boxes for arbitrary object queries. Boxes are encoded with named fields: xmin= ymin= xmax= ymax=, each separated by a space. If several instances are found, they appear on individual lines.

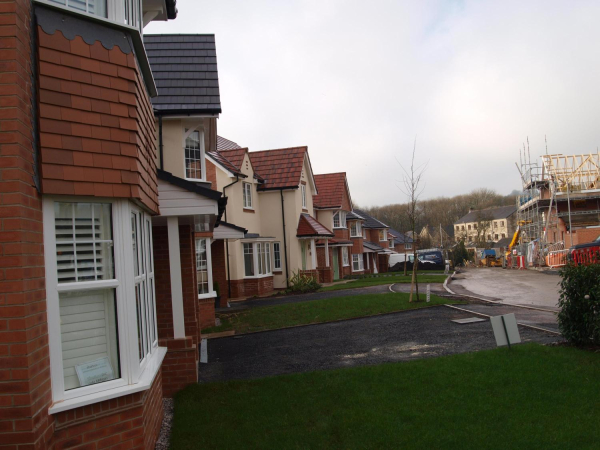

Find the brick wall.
xmin=378 ymin=254 xmax=389 ymax=273
xmin=334 ymin=228 xmax=349 ymax=240
xmin=351 ymin=237 xmax=363 ymax=254
xmin=198 ymin=298 xmax=215 ymax=330
xmin=229 ymin=276 xmax=274 ymax=299
xmin=299 ymin=269 xmax=319 ymax=282
xmin=211 ymin=239 xmax=228 ymax=306
xmin=179 ymin=224 xmax=200 ymax=347
xmin=153 ymin=225 xmax=174 ymax=340
xmin=206 ymin=159 xmax=217 ymax=188
xmin=573 ymin=227 xmax=600 ymax=246
xmin=159 ymin=338 xmax=197 ymax=398
xmin=51 ymin=370 xmax=163 ymax=449
xmin=0 ymin=0 xmax=54 ymax=447
xmin=316 ymin=246 xmax=333 ymax=283
xmin=37 ymin=27 xmax=159 ymax=213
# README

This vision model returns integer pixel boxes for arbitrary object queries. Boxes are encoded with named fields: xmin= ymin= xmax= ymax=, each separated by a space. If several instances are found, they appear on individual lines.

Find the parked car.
xmin=388 ymin=250 xmax=446 ymax=271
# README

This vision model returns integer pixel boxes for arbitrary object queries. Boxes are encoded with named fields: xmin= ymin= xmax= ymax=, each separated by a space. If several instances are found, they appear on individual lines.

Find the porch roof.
xmin=297 ymin=213 xmax=335 ymax=238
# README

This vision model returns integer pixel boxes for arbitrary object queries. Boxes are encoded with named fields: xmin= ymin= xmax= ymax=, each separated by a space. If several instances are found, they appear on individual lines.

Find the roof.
xmin=217 ymin=136 xmax=242 ymax=151
xmin=352 ymin=208 xmax=388 ymax=229
xmin=218 ymin=148 xmax=246 ymax=171
xmin=346 ymin=211 xmax=365 ymax=221
xmin=313 ymin=172 xmax=351 ymax=210
xmin=492 ymin=237 xmax=512 ymax=248
xmin=363 ymin=241 xmax=385 ymax=252
xmin=206 ymin=150 xmax=246 ymax=177
xmin=144 ymin=34 xmax=221 ymax=114
xmin=249 ymin=147 xmax=308 ymax=190
xmin=316 ymin=239 xmax=353 ymax=246
xmin=456 ymin=205 xmax=517 ymax=224
xmin=388 ymin=227 xmax=413 ymax=244
xmin=297 ymin=214 xmax=335 ymax=238
xmin=218 ymin=221 xmax=247 ymax=233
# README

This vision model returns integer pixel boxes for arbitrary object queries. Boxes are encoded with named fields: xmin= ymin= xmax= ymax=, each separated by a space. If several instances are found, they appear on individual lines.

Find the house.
xmin=313 ymin=173 xmax=360 ymax=281
xmin=454 ymin=205 xmax=517 ymax=244
xmin=352 ymin=209 xmax=396 ymax=273
xmin=388 ymin=227 xmax=415 ymax=253
xmin=0 ymin=0 xmax=187 ymax=448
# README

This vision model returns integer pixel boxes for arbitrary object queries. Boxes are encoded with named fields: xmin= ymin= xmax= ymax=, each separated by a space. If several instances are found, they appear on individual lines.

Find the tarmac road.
xmin=449 ymin=268 xmax=561 ymax=310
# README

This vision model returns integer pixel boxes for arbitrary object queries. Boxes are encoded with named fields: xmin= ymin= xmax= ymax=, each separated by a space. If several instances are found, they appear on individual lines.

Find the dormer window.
xmin=333 ymin=211 xmax=346 ymax=229
xmin=44 ymin=0 xmax=142 ymax=31
xmin=184 ymin=129 xmax=205 ymax=181
xmin=243 ymin=182 xmax=253 ymax=209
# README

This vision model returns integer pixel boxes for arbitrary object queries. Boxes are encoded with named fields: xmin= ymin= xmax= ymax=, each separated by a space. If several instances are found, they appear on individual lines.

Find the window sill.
xmin=273 ymin=269 xmax=283 ymax=274
xmin=48 ymin=347 xmax=167 ymax=415
xmin=198 ymin=291 xmax=217 ymax=300
xmin=350 ymin=235 xmax=362 ymax=239
xmin=185 ymin=177 xmax=207 ymax=183
xmin=244 ymin=274 xmax=273 ymax=279
xmin=333 ymin=227 xmax=347 ymax=230
xmin=243 ymin=208 xmax=255 ymax=213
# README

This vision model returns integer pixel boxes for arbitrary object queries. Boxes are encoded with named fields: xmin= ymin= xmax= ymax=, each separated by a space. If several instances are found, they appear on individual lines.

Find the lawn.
xmin=171 ymin=344 xmax=600 ymax=449
xmin=320 ymin=274 xmax=448 ymax=291
xmin=203 ymin=292 xmax=458 ymax=335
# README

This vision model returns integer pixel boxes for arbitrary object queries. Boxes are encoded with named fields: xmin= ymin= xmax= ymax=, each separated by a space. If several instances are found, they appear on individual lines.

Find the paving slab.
xmin=199 ymin=305 xmax=562 ymax=383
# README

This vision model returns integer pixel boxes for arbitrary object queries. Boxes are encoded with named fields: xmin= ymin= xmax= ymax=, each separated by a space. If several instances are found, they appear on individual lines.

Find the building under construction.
xmin=516 ymin=151 xmax=600 ymax=267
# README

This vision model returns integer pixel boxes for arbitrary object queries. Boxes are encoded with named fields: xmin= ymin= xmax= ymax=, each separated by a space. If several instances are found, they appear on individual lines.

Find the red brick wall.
xmin=378 ymin=254 xmax=389 ymax=273
xmin=230 ymin=277 xmax=274 ymax=299
xmin=368 ymin=229 xmax=389 ymax=248
xmin=0 ymin=1 xmax=54 ymax=447
xmin=211 ymin=240 xmax=228 ymax=306
xmin=206 ymin=159 xmax=217 ymax=188
xmin=37 ymin=28 xmax=159 ymax=213
xmin=334 ymin=228 xmax=349 ymax=240
xmin=51 ymin=370 xmax=163 ymax=449
xmin=153 ymin=225 xmax=174 ymax=340
xmin=351 ymin=237 xmax=363 ymax=254
xmin=179 ymin=225 xmax=200 ymax=347
xmin=199 ymin=298 xmax=215 ymax=330
xmin=159 ymin=338 xmax=197 ymax=398
xmin=573 ymin=228 xmax=600 ymax=246
xmin=300 ymin=269 xmax=319 ymax=282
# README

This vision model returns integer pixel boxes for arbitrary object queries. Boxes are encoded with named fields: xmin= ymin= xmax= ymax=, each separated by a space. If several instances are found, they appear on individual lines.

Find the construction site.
xmin=512 ymin=150 xmax=600 ymax=268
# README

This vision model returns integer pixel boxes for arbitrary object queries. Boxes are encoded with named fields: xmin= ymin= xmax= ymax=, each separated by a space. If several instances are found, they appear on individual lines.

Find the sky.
xmin=145 ymin=0 xmax=600 ymax=207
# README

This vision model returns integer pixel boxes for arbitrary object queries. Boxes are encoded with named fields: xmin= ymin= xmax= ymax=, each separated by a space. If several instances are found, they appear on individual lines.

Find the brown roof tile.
xmin=207 ymin=149 xmax=246 ymax=177
xmin=219 ymin=148 xmax=246 ymax=171
xmin=313 ymin=172 xmax=352 ymax=210
xmin=297 ymin=213 xmax=334 ymax=237
xmin=248 ymin=146 xmax=307 ymax=190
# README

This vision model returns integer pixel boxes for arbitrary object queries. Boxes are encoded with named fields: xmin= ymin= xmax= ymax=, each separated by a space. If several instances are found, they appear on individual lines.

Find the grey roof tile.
xmin=144 ymin=34 xmax=222 ymax=114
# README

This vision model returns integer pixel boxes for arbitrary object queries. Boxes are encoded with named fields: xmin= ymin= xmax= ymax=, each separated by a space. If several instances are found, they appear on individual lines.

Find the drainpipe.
xmin=222 ymin=176 xmax=241 ymax=298
xmin=280 ymin=189 xmax=290 ymax=288
xmin=158 ymin=114 xmax=164 ymax=170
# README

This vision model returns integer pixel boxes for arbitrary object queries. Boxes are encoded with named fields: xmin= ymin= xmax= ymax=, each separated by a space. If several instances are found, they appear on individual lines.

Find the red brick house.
xmin=352 ymin=208 xmax=395 ymax=273
xmin=0 ymin=1 xmax=230 ymax=448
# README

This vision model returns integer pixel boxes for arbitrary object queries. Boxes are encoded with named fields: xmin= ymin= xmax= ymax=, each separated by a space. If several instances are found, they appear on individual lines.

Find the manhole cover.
xmin=452 ymin=317 xmax=487 ymax=324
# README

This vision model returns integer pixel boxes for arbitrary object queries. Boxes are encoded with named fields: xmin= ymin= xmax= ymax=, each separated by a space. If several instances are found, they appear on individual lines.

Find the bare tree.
xmin=398 ymin=138 xmax=427 ymax=302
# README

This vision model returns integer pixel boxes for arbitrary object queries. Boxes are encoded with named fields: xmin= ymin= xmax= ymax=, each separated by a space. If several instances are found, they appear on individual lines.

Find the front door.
xmin=332 ymin=249 xmax=340 ymax=280
xmin=301 ymin=241 xmax=307 ymax=270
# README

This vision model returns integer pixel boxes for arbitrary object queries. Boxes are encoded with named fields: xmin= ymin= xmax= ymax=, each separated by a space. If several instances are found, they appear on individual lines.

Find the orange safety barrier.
xmin=545 ymin=250 xmax=569 ymax=268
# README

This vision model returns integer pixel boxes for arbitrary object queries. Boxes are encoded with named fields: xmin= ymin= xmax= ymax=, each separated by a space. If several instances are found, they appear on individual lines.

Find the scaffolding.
xmin=515 ymin=149 xmax=600 ymax=266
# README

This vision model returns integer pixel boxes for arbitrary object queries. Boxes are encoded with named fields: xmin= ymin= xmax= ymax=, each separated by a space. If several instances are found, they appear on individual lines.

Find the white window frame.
xmin=379 ymin=229 xmax=387 ymax=242
xmin=195 ymin=238 xmax=216 ymax=299
xmin=38 ymin=0 xmax=143 ymax=32
xmin=273 ymin=242 xmax=282 ymax=271
xmin=342 ymin=247 xmax=350 ymax=266
xmin=183 ymin=126 xmax=206 ymax=183
xmin=301 ymin=184 xmax=307 ymax=209
xmin=405 ymin=243 xmax=413 ymax=250
xmin=43 ymin=197 xmax=164 ymax=414
xmin=243 ymin=182 xmax=253 ymax=209
xmin=242 ymin=241 xmax=273 ymax=278
xmin=350 ymin=221 xmax=362 ymax=237
xmin=352 ymin=254 xmax=364 ymax=272
xmin=333 ymin=211 xmax=347 ymax=229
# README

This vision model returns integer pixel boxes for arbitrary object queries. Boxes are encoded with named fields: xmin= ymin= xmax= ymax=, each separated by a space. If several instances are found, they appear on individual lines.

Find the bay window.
xmin=243 ymin=242 xmax=272 ymax=277
xmin=44 ymin=0 xmax=142 ymax=31
xmin=342 ymin=247 xmax=349 ymax=266
xmin=352 ymin=254 xmax=364 ymax=272
xmin=44 ymin=198 xmax=162 ymax=412
xmin=350 ymin=221 xmax=362 ymax=237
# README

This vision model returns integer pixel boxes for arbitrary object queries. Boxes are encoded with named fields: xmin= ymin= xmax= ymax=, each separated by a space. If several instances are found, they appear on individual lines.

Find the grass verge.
xmin=203 ymin=292 xmax=458 ymax=334
xmin=172 ymin=343 xmax=600 ymax=449
xmin=320 ymin=274 xmax=448 ymax=291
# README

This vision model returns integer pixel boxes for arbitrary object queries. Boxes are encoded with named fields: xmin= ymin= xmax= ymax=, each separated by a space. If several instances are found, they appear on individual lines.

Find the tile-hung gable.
xmin=144 ymin=34 xmax=221 ymax=114
xmin=313 ymin=172 xmax=352 ymax=210
xmin=249 ymin=147 xmax=309 ymax=190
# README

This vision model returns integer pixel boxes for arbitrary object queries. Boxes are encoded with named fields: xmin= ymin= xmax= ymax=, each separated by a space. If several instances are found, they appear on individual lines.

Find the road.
xmin=449 ymin=268 xmax=561 ymax=310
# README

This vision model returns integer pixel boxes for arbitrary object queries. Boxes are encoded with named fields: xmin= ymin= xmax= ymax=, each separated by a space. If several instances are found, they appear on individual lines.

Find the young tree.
xmin=398 ymin=139 xmax=427 ymax=302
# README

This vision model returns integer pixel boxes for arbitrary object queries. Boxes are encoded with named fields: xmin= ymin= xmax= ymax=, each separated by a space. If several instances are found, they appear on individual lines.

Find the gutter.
xmin=280 ymin=189 xmax=290 ymax=288
xmin=222 ymin=176 xmax=241 ymax=299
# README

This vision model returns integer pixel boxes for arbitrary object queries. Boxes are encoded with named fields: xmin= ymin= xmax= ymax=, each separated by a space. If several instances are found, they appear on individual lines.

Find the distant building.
xmin=454 ymin=205 xmax=517 ymax=244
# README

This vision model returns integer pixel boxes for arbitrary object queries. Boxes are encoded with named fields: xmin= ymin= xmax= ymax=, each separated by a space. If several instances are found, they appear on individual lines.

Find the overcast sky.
xmin=145 ymin=0 xmax=600 ymax=207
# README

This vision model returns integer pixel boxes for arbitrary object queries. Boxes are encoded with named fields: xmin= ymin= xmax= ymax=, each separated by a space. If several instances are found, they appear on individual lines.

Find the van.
xmin=388 ymin=250 xmax=445 ymax=272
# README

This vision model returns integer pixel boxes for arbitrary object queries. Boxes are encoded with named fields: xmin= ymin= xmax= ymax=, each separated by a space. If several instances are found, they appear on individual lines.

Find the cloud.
xmin=145 ymin=0 xmax=600 ymax=206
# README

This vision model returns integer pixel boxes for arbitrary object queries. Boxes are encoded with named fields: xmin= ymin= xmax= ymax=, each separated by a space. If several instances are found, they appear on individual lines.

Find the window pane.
xmin=55 ymin=202 xmax=114 ymax=283
xmin=244 ymin=243 xmax=254 ymax=276
xmin=266 ymin=243 xmax=271 ymax=273
xmin=274 ymin=243 xmax=281 ymax=269
xmin=196 ymin=239 xmax=209 ymax=294
xmin=185 ymin=130 xmax=202 ymax=179
xmin=60 ymin=288 xmax=120 ymax=391
xmin=131 ymin=213 xmax=139 ymax=277
xmin=48 ymin=0 xmax=108 ymax=18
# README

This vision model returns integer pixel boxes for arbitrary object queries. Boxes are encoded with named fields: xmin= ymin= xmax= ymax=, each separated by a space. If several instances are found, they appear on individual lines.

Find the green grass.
xmin=203 ymin=292 xmax=458 ymax=334
xmin=320 ymin=274 xmax=448 ymax=291
xmin=171 ymin=344 xmax=600 ymax=449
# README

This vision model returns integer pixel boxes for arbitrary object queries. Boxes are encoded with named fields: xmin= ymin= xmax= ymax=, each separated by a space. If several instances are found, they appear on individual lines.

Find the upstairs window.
xmin=406 ymin=243 xmax=413 ymax=250
xmin=243 ymin=182 xmax=253 ymax=209
xmin=301 ymin=184 xmax=307 ymax=209
xmin=185 ymin=130 xmax=204 ymax=181
xmin=350 ymin=221 xmax=362 ymax=237
xmin=378 ymin=229 xmax=387 ymax=241
xmin=46 ymin=0 xmax=142 ymax=31
xmin=333 ymin=211 xmax=346 ymax=229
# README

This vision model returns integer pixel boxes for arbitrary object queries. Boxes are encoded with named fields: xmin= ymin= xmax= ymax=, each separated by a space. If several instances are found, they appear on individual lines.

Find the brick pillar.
xmin=0 ymin=1 xmax=54 ymax=446
xmin=211 ymin=239 xmax=228 ymax=306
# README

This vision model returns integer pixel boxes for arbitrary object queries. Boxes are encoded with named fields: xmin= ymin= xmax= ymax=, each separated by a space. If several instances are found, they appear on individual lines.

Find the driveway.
xmin=199 ymin=305 xmax=562 ymax=383
xmin=449 ymin=268 xmax=561 ymax=310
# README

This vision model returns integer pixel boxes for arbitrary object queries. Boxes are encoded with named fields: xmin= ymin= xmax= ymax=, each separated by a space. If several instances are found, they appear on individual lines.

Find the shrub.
xmin=557 ymin=263 xmax=600 ymax=346
xmin=287 ymin=271 xmax=321 ymax=294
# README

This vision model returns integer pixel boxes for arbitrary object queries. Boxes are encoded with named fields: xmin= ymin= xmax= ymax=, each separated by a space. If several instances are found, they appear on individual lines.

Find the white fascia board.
xmin=213 ymin=226 xmax=246 ymax=240
xmin=205 ymin=153 xmax=237 ymax=178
